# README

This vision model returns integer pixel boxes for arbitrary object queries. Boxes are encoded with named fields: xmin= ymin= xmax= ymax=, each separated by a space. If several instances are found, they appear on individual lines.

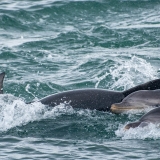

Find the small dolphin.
xmin=110 ymin=90 xmax=160 ymax=113
xmin=125 ymin=107 xmax=160 ymax=129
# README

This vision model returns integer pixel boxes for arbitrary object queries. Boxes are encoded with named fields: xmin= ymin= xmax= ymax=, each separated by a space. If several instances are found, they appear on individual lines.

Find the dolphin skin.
xmin=1 ymin=72 xmax=160 ymax=111
xmin=39 ymin=89 xmax=124 ymax=111
xmin=125 ymin=107 xmax=160 ymax=129
xmin=111 ymin=90 xmax=160 ymax=113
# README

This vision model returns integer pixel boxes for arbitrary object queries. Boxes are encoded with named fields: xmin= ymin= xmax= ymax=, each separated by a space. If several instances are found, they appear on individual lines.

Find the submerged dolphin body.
xmin=1 ymin=72 xmax=160 ymax=111
xmin=110 ymin=90 xmax=160 ymax=113
xmin=125 ymin=107 xmax=160 ymax=129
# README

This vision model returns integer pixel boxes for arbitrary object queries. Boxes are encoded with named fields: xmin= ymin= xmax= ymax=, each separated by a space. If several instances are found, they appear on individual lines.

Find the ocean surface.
xmin=0 ymin=0 xmax=160 ymax=159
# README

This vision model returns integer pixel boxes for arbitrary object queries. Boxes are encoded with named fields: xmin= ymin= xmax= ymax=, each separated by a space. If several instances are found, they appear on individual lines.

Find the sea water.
xmin=0 ymin=0 xmax=160 ymax=159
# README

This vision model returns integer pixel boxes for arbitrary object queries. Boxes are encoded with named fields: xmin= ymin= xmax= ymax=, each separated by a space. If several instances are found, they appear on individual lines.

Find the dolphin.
xmin=38 ymin=78 xmax=160 ymax=111
xmin=1 ymin=72 xmax=160 ymax=111
xmin=110 ymin=90 xmax=160 ymax=113
xmin=125 ymin=107 xmax=160 ymax=129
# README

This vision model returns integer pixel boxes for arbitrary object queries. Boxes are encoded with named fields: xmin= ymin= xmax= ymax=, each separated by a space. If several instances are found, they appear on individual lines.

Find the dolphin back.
xmin=0 ymin=72 xmax=5 ymax=94
xmin=123 ymin=78 xmax=160 ymax=97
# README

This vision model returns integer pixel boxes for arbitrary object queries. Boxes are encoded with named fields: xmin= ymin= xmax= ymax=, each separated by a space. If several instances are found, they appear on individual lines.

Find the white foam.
xmin=0 ymin=95 xmax=47 ymax=132
xmin=0 ymin=94 xmax=71 ymax=132
xmin=42 ymin=104 xmax=101 ymax=121
xmin=0 ymin=94 xmax=97 ymax=132
xmin=95 ymin=55 xmax=157 ymax=90
xmin=115 ymin=123 xmax=160 ymax=140
xmin=110 ymin=56 xmax=157 ymax=90
xmin=42 ymin=103 xmax=75 ymax=119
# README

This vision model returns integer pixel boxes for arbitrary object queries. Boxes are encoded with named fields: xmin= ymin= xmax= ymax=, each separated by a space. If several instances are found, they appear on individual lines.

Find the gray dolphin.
xmin=125 ymin=107 xmax=160 ymax=129
xmin=1 ymin=72 xmax=160 ymax=111
xmin=110 ymin=90 xmax=160 ymax=113
xmin=39 ymin=78 xmax=160 ymax=111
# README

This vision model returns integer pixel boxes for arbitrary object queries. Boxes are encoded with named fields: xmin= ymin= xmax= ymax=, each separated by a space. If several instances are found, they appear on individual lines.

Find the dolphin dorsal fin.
xmin=0 ymin=72 xmax=5 ymax=94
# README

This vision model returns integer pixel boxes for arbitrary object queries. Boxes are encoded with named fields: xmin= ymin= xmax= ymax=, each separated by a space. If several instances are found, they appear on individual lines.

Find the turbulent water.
xmin=0 ymin=0 xmax=160 ymax=159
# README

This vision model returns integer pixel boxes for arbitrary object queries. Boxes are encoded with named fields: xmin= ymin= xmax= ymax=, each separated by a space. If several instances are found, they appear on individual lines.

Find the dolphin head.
xmin=124 ymin=121 xmax=141 ymax=129
xmin=124 ymin=121 xmax=151 ymax=129
xmin=0 ymin=72 xmax=5 ymax=94
xmin=110 ymin=90 xmax=160 ymax=114
xmin=110 ymin=101 xmax=147 ymax=114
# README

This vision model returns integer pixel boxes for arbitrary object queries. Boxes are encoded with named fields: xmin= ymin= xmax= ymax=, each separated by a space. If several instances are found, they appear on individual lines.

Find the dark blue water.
xmin=0 ymin=0 xmax=160 ymax=159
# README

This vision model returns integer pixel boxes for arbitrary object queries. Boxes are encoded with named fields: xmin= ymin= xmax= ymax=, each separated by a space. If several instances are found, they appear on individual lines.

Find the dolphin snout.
xmin=110 ymin=103 xmax=123 ymax=114
xmin=124 ymin=124 xmax=130 ymax=130
xmin=111 ymin=101 xmax=146 ymax=114
xmin=124 ymin=121 xmax=142 ymax=130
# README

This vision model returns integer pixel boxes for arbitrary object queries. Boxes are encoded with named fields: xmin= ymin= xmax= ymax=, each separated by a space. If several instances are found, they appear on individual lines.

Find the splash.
xmin=0 ymin=94 xmax=100 ymax=132
xmin=115 ymin=123 xmax=160 ymax=140
xmin=115 ymin=106 xmax=158 ymax=140
xmin=0 ymin=94 xmax=46 ymax=132
xmin=95 ymin=55 xmax=157 ymax=90
xmin=0 ymin=94 xmax=73 ymax=132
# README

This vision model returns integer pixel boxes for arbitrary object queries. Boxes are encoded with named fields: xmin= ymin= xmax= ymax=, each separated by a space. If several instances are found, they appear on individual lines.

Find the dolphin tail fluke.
xmin=123 ymin=78 xmax=160 ymax=97
xmin=0 ymin=72 xmax=5 ymax=94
